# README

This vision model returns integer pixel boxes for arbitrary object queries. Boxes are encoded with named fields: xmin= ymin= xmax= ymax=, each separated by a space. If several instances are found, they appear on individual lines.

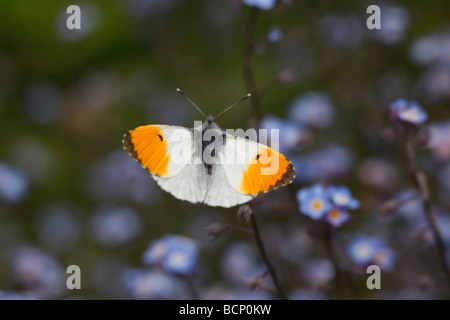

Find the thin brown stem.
xmin=239 ymin=4 xmax=287 ymax=301
xmin=249 ymin=213 xmax=288 ymax=300
xmin=258 ymin=76 xmax=279 ymax=99
xmin=224 ymin=224 xmax=255 ymax=238
xmin=323 ymin=224 xmax=346 ymax=300
xmin=405 ymin=139 xmax=450 ymax=290
xmin=181 ymin=275 xmax=200 ymax=300
xmin=377 ymin=192 xmax=421 ymax=215
xmin=241 ymin=7 xmax=263 ymax=124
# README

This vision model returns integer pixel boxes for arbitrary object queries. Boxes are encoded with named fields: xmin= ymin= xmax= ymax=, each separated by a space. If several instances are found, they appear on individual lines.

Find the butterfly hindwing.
xmin=218 ymin=134 xmax=295 ymax=196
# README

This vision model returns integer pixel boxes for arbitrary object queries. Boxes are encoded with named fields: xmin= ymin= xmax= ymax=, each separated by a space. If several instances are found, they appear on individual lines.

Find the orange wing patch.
xmin=122 ymin=125 xmax=170 ymax=177
xmin=239 ymin=146 xmax=295 ymax=195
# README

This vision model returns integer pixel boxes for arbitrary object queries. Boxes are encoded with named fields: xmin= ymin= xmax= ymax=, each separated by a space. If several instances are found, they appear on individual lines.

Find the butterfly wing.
xmin=123 ymin=125 xmax=207 ymax=204
xmin=123 ymin=125 xmax=295 ymax=208
xmin=218 ymin=134 xmax=295 ymax=196
xmin=202 ymin=161 xmax=254 ymax=208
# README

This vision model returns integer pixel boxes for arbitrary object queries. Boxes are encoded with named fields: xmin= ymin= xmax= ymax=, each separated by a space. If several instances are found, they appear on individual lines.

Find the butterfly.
xmin=123 ymin=89 xmax=295 ymax=208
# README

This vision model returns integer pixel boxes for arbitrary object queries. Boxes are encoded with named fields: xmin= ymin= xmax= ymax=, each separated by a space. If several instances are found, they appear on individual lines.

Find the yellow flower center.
xmin=168 ymin=250 xmax=187 ymax=266
xmin=330 ymin=208 xmax=340 ymax=219
xmin=356 ymin=243 xmax=371 ymax=259
xmin=311 ymin=200 xmax=323 ymax=211
xmin=374 ymin=250 xmax=386 ymax=264
xmin=401 ymin=109 xmax=420 ymax=121
xmin=334 ymin=194 xmax=348 ymax=205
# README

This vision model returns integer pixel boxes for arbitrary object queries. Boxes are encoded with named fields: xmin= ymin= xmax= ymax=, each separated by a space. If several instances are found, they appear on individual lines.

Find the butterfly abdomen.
xmin=196 ymin=123 xmax=227 ymax=175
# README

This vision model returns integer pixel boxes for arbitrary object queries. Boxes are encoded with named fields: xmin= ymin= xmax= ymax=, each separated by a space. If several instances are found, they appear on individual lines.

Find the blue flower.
xmin=389 ymin=98 xmax=408 ymax=111
xmin=347 ymin=235 xmax=397 ymax=271
xmin=122 ymin=269 xmax=176 ymax=300
xmin=142 ymin=234 xmax=199 ymax=276
xmin=291 ymin=145 xmax=353 ymax=183
xmin=288 ymin=92 xmax=335 ymax=129
xmin=297 ymin=184 xmax=358 ymax=227
xmin=389 ymin=99 xmax=428 ymax=125
xmin=347 ymin=235 xmax=379 ymax=265
xmin=89 ymin=205 xmax=143 ymax=247
xmin=0 ymin=162 xmax=29 ymax=204
xmin=428 ymin=121 xmax=450 ymax=161
xmin=327 ymin=185 xmax=360 ymax=209
xmin=373 ymin=245 xmax=397 ymax=272
xmin=243 ymin=0 xmax=277 ymax=10
xmin=432 ymin=211 xmax=450 ymax=246
xmin=302 ymin=259 xmax=335 ymax=288
xmin=357 ymin=157 xmax=399 ymax=190
xmin=142 ymin=237 xmax=170 ymax=265
xmin=317 ymin=14 xmax=364 ymax=50
xmin=373 ymin=6 xmax=410 ymax=46
xmin=0 ymin=291 xmax=37 ymax=300
xmin=37 ymin=203 xmax=80 ymax=252
xmin=325 ymin=207 xmax=350 ymax=227
xmin=10 ymin=246 xmax=64 ymax=295
xmin=267 ymin=26 xmax=282 ymax=43
xmin=397 ymin=102 xmax=428 ymax=124
xmin=220 ymin=243 xmax=263 ymax=285
xmin=162 ymin=237 xmax=198 ymax=275
xmin=409 ymin=32 xmax=450 ymax=66
xmin=259 ymin=115 xmax=307 ymax=154
xmin=297 ymin=184 xmax=332 ymax=219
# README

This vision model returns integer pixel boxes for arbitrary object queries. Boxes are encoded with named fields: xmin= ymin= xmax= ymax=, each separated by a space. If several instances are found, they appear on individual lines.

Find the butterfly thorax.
xmin=194 ymin=117 xmax=227 ymax=175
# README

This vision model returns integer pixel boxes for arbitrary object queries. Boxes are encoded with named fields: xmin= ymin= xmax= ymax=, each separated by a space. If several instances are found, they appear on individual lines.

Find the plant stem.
xmin=377 ymin=192 xmax=421 ymax=215
xmin=240 ymin=4 xmax=287 ymax=300
xmin=405 ymin=139 xmax=450 ymax=289
xmin=323 ymin=224 xmax=346 ymax=299
xmin=249 ymin=213 xmax=288 ymax=300
xmin=182 ymin=275 xmax=200 ymax=300
xmin=224 ymin=224 xmax=255 ymax=238
xmin=241 ymin=7 xmax=263 ymax=124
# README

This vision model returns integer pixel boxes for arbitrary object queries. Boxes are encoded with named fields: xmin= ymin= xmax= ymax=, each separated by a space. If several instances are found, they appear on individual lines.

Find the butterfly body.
xmin=198 ymin=116 xmax=226 ymax=175
xmin=123 ymin=116 xmax=294 ymax=208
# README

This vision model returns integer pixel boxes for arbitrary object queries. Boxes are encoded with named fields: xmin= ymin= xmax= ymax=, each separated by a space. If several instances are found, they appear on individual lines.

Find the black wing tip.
xmin=276 ymin=161 xmax=295 ymax=188
xmin=122 ymin=128 xmax=167 ymax=177
xmin=255 ymin=161 xmax=296 ymax=195
xmin=122 ymin=131 xmax=133 ymax=152
xmin=122 ymin=130 xmax=142 ymax=166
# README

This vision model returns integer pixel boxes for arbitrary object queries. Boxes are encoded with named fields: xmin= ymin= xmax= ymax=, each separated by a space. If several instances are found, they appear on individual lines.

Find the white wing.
xmin=202 ymin=163 xmax=254 ymax=208
xmin=201 ymin=134 xmax=256 ymax=207
xmin=124 ymin=125 xmax=207 ymax=204
xmin=213 ymin=134 xmax=295 ymax=199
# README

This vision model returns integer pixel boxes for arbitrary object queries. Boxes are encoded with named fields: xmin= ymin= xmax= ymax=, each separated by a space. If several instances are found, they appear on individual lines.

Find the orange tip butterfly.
xmin=122 ymin=89 xmax=295 ymax=208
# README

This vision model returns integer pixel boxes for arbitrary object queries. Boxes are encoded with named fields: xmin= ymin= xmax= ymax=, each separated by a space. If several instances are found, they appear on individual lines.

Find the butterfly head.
xmin=206 ymin=115 xmax=216 ymax=125
xmin=203 ymin=115 xmax=221 ymax=131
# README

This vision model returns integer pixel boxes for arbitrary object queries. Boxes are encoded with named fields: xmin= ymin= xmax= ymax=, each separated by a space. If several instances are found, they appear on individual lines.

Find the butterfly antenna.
xmin=176 ymin=88 xmax=206 ymax=118
xmin=215 ymin=93 xmax=251 ymax=119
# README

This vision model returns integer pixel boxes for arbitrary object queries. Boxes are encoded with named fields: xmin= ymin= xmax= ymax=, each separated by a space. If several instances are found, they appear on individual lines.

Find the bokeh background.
xmin=1 ymin=0 xmax=450 ymax=300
